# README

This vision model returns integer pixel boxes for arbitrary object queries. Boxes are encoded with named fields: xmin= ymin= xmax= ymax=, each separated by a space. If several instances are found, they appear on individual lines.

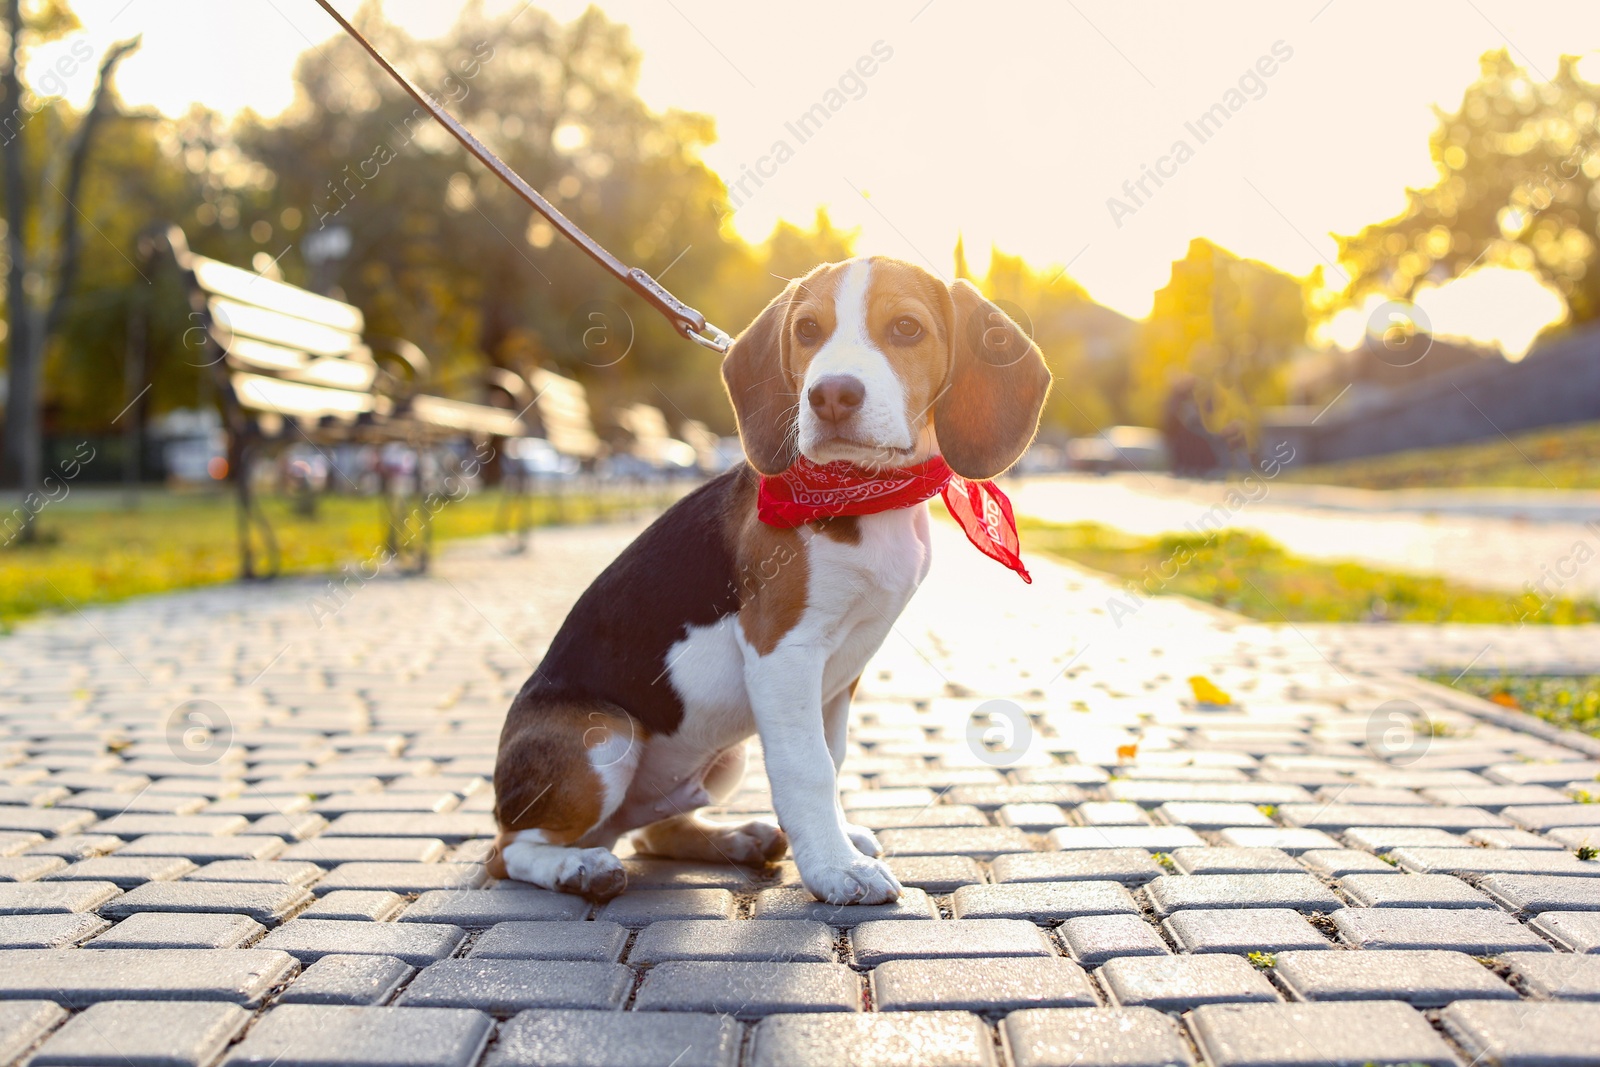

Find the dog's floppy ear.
xmin=721 ymin=279 xmax=800 ymax=475
xmin=934 ymin=278 xmax=1051 ymax=480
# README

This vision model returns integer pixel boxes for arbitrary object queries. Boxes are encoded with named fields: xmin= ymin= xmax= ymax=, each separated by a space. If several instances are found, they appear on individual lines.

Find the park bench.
xmin=140 ymin=225 xmax=532 ymax=578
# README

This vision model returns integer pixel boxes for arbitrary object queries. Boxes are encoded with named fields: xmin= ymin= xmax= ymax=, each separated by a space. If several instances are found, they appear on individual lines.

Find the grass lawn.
xmin=1440 ymin=674 xmax=1600 ymax=738
xmin=0 ymin=486 xmax=654 ymax=628
xmin=1019 ymin=518 xmax=1600 ymax=624
xmin=1283 ymin=420 xmax=1600 ymax=490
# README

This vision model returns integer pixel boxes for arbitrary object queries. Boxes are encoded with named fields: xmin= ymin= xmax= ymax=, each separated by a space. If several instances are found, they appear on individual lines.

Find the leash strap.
xmin=310 ymin=0 xmax=732 ymax=353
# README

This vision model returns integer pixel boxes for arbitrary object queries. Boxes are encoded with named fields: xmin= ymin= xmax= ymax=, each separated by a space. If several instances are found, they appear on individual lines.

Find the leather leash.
xmin=310 ymin=0 xmax=733 ymax=354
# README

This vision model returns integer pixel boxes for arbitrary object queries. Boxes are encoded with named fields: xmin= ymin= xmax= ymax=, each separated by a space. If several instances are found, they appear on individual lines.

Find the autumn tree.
xmin=1336 ymin=50 xmax=1600 ymax=328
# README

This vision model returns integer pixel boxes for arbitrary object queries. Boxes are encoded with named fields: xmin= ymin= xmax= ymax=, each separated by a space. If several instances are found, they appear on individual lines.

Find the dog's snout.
xmin=807 ymin=374 xmax=865 ymax=424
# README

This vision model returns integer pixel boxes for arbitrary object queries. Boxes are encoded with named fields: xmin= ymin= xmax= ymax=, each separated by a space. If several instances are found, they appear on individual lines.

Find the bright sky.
xmin=47 ymin=0 xmax=1600 ymax=355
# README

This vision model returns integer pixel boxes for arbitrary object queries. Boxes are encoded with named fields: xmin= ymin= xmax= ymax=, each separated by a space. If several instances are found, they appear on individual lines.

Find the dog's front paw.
xmin=801 ymin=855 xmax=902 ymax=905
xmin=551 ymin=846 xmax=626 ymax=901
xmin=843 ymin=822 xmax=883 ymax=858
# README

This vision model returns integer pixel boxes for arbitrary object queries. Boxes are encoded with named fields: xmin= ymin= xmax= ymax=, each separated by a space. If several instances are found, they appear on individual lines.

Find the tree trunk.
xmin=1 ymin=0 xmax=35 ymax=517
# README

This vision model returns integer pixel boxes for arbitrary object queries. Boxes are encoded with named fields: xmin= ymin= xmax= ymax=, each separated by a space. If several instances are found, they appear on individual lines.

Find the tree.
xmin=1335 ymin=50 xmax=1600 ymax=328
xmin=1131 ymin=238 xmax=1308 ymax=437
xmin=1 ymin=0 xmax=137 ymax=538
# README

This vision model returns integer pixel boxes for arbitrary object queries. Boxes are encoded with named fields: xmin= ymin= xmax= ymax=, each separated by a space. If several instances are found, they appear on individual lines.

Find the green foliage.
xmin=1246 ymin=951 xmax=1276 ymax=969
xmin=1579 ymin=845 xmax=1600 ymax=861
xmin=1334 ymin=50 xmax=1600 ymax=327
xmin=1285 ymin=421 xmax=1600 ymax=490
xmin=1439 ymin=673 xmax=1600 ymax=736
xmin=1019 ymin=518 xmax=1600 ymax=624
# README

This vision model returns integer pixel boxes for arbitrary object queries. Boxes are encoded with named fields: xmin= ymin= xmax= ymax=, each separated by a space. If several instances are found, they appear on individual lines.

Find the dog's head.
xmin=721 ymin=256 xmax=1051 ymax=478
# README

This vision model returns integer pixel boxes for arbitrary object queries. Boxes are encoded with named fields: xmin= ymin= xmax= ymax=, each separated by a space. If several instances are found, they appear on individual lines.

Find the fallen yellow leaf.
xmin=1116 ymin=743 xmax=1139 ymax=762
xmin=1189 ymin=675 xmax=1233 ymax=706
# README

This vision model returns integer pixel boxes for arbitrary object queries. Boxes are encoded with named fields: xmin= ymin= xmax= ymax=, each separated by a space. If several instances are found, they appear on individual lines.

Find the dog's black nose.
xmin=808 ymin=374 xmax=865 ymax=423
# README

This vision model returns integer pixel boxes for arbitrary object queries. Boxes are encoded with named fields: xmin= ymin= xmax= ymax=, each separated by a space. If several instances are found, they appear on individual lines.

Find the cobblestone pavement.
xmin=2 ymin=517 xmax=1600 ymax=1066
xmin=1011 ymin=473 xmax=1600 ymax=600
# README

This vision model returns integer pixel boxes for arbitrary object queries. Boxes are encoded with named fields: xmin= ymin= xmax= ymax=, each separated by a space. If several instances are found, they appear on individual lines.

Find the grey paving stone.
xmin=1295 ymin=849 xmax=1403 ymax=877
xmin=1272 ymin=948 xmax=1516 ymax=1006
xmin=990 ymin=849 xmax=1163 ymax=886
xmin=0 ymin=855 xmax=65 ymax=882
xmin=85 ymin=910 xmax=265 ymax=949
xmin=185 ymin=860 xmax=325 ymax=886
xmin=1421 ymin=784 xmax=1571 ymax=810
xmin=1545 ymin=826 xmax=1600 ymax=849
xmin=29 ymin=999 xmax=249 ymax=1067
xmin=1142 ymin=874 xmax=1341 ymax=917
xmin=258 ymin=918 xmax=465 ymax=966
xmin=948 ymin=784 xmax=1089 ymax=809
xmin=312 ymin=862 xmax=485 ymax=895
xmin=1162 ymin=908 xmax=1330 ymax=954
xmin=1389 ymin=845 xmax=1600 ymax=877
xmin=1170 ymin=848 xmax=1300 ymax=875
xmin=43 ymin=856 xmax=197 ymax=888
xmin=1075 ymin=802 xmax=1150 ymax=826
xmin=1342 ymin=826 xmax=1471 ymax=854
xmin=751 ymin=886 xmax=936 ymax=925
xmin=596 ymin=889 xmax=736 ymax=927
xmin=1506 ymin=804 xmax=1600 ymax=832
xmin=1279 ymin=803 xmax=1504 ymax=832
xmin=299 ymin=890 xmax=406 ymax=922
xmin=1337 ymin=872 xmax=1498 ymax=909
xmin=1484 ymin=875 xmax=1600 ymax=918
xmin=998 ymin=804 xmax=1073 ymax=832
xmin=1442 ymin=1000 xmax=1600 ymax=1067
xmin=1056 ymin=914 xmax=1171 ymax=965
xmin=878 ymin=826 xmax=1033 ymax=860
xmin=1155 ymin=802 xmax=1275 ymax=830
xmin=1210 ymin=827 xmax=1342 ymax=853
xmin=0 ymin=808 xmax=94 ymax=837
xmin=100 ymin=882 xmax=311 ymax=925
xmin=277 ymin=953 xmax=415 ymax=1005
xmin=1312 ymin=785 xmax=1433 ymax=807
xmin=1048 ymin=827 xmax=1206 ymax=852
xmin=1097 ymin=954 xmax=1279 ymax=1011
xmin=399 ymin=888 xmax=589 ymax=926
xmin=484 ymin=1009 xmax=739 ymax=1067
xmin=871 ymin=956 xmax=1097 ymax=1012
xmin=884 ymin=855 xmax=984 ymax=893
xmin=1466 ymin=827 xmax=1566 ymax=850
xmin=749 ymin=1011 xmax=993 ymax=1067
xmin=397 ymin=959 xmax=631 ymax=1013
xmin=1333 ymin=907 xmax=1553 ymax=952
xmin=1187 ymin=1000 xmax=1458 ymax=1067
xmin=0 ymin=948 xmax=298 ymax=1006
xmin=1531 ymin=911 xmax=1600 ymax=952
xmin=0 ymin=1000 xmax=66 ymax=1065
xmin=852 ymin=804 xmax=989 ymax=830
xmin=319 ymin=812 xmax=495 ymax=843
xmin=468 ymin=920 xmax=628 ymax=962
xmin=116 ymin=835 xmax=287 ymax=863
xmin=1486 ymin=761 xmax=1600 ymax=786
xmin=629 ymin=919 xmax=831 ymax=964
xmin=1106 ymin=782 xmax=1310 ymax=806
xmin=635 ymin=960 xmax=860 ymax=1016
xmin=251 ymin=813 xmax=330 ymax=841
xmin=281 ymin=837 xmax=448 ymax=867
xmin=1500 ymin=951 xmax=1600 ymax=1000
xmin=950 ymin=881 xmax=1138 ymax=922
xmin=850 ymin=918 xmax=1051 ymax=965
xmin=0 ymin=912 xmax=109 ymax=948
xmin=93 ymin=813 xmax=250 ymax=837
xmin=57 ymin=790 xmax=208 ymax=817
xmin=0 ymin=832 xmax=45 ymax=856
xmin=1003 ymin=1006 xmax=1194 ymax=1067
xmin=0 ymin=880 xmax=118 ymax=915
xmin=219 ymin=1004 xmax=493 ymax=1067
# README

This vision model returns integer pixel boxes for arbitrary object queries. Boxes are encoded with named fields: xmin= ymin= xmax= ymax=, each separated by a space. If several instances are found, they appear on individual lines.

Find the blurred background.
xmin=2 ymin=0 xmax=1600 ymax=721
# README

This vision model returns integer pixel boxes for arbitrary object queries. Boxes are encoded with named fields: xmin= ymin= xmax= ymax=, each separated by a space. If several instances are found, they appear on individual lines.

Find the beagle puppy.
xmin=490 ymin=256 xmax=1050 ymax=904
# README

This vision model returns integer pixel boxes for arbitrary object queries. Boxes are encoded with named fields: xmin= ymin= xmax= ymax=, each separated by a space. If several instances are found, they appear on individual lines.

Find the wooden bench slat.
xmin=231 ymin=371 xmax=391 ymax=421
xmin=210 ymin=297 xmax=364 ymax=360
xmin=193 ymin=255 xmax=365 ymax=334
xmin=409 ymin=394 xmax=527 ymax=437
xmin=219 ymin=334 xmax=380 ymax=392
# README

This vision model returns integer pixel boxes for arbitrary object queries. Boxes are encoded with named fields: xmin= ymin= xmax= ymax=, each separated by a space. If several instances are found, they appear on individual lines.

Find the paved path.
xmin=1011 ymin=473 xmax=1600 ymax=601
xmin=0 ymin=519 xmax=1599 ymax=1065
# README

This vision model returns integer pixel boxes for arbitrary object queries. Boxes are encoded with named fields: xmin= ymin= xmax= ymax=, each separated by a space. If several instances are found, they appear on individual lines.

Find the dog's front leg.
xmin=744 ymin=645 xmax=902 ymax=905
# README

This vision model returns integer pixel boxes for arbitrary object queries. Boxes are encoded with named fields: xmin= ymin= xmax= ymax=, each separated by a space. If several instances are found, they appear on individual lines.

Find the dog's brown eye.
xmin=893 ymin=317 xmax=922 ymax=340
xmin=795 ymin=318 xmax=821 ymax=344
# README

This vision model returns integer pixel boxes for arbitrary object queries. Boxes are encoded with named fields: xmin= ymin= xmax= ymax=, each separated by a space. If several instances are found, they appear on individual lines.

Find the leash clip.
xmin=682 ymin=321 xmax=732 ymax=354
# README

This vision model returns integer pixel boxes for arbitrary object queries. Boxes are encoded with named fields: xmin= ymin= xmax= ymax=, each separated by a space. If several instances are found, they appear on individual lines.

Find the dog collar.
xmin=756 ymin=455 xmax=1031 ymax=583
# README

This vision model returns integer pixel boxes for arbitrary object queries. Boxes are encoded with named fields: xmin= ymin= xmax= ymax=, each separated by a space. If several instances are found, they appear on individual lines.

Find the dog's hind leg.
xmin=489 ymin=703 xmax=642 ymax=900
xmin=630 ymin=744 xmax=789 ymax=866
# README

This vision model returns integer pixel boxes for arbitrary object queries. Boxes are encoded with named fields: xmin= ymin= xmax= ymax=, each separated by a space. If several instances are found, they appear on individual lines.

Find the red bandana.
xmin=756 ymin=456 xmax=1031 ymax=583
